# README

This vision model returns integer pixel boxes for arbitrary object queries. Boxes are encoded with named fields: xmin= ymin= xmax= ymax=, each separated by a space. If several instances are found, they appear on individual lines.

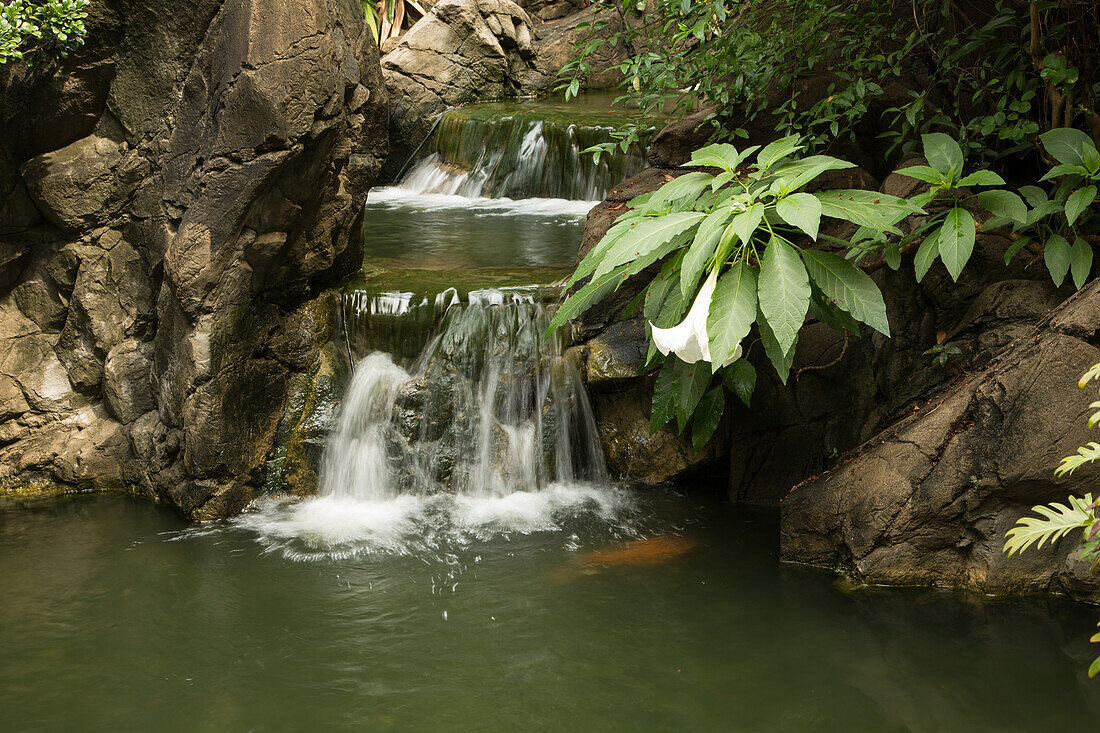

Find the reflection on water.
xmin=2 ymin=493 xmax=1100 ymax=732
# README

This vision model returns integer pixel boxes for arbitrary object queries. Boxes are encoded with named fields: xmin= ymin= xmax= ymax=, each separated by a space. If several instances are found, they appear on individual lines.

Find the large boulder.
xmin=382 ymin=0 xmax=539 ymax=165
xmin=0 ymin=0 xmax=389 ymax=518
xmin=780 ymin=281 xmax=1100 ymax=600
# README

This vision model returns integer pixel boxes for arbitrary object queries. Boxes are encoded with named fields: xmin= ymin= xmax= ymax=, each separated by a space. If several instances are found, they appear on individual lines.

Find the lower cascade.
xmin=238 ymin=288 xmax=628 ymax=559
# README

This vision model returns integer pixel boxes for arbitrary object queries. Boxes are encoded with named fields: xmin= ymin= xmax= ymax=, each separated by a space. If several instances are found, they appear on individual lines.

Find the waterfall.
xmin=323 ymin=288 xmax=608 ymax=500
xmin=238 ymin=288 xmax=624 ymax=559
xmin=390 ymin=102 xmax=654 ymax=202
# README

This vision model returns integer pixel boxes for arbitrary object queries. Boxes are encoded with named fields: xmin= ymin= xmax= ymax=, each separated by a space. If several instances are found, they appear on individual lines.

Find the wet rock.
xmin=780 ymin=281 xmax=1100 ymax=600
xmin=585 ymin=318 xmax=646 ymax=385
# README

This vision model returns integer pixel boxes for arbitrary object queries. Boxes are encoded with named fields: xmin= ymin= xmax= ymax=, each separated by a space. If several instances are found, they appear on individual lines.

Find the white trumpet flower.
xmin=650 ymin=270 xmax=743 ymax=366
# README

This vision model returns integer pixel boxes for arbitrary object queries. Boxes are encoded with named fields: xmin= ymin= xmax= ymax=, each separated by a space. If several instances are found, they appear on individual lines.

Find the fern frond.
xmin=1056 ymin=443 xmax=1100 ymax=477
xmin=1089 ymin=401 xmax=1100 ymax=429
xmin=1079 ymin=362 xmax=1100 ymax=390
xmin=1003 ymin=494 xmax=1095 ymax=557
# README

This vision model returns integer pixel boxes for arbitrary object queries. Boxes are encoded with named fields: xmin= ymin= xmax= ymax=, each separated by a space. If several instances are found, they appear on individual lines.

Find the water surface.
xmin=2 ymin=493 xmax=1098 ymax=732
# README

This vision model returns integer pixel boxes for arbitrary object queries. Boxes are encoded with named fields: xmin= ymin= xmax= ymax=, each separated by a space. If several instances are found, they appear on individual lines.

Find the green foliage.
xmin=1005 ymin=362 xmax=1100 ymax=676
xmin=1 ymin=0 xmax=87 ymax=64
xmin=560 ymin=0 xmax=1100 ymax=165
xmin=550 ymin=136 xmax=919 ymax=439
xmin=1003 ymin=493 xmax=1095 ymax=557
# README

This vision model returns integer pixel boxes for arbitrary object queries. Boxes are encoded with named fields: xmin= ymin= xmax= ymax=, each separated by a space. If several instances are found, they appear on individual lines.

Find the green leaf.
xmin=758 ymin=309 xmax=796 ymax=384
xmin=1040 ymin=163 xmax=1090 ymax=181
xmin=758 ymin=237 xmax=810 ymax=356
xmin=676 ymin=357 xmax=713 ymax=432
xmin=641 ymin=172 xmax=714 ymax=214
xmin=768 ymin=156 xmax=855 ymax=191
xmin=1070 ymin=238 xmax=1093 ymax=289
xmin=686 ymin=143 xmax=742 ymax=171
xmin=1045 ymin=234 xmax=1071 ymax=287
xmin=775 ymin=193 xmax=822 ymax=239
xmin=1066 ymin=185 xmax=1096 ymax=226
xmin=975 ymin=190 xmax=1027 ymax=225
xmin=755 ymin=135 xmax=803 ymax=171
xmin=808 ymin=285 xmax=861 ymax=333
xmin=567 ymin=217 xmax=635 ymax=286
xmin=721 ymin=360 xmax=756 ymax=407
xmin=937 ymin=207 xmax=977 ymax=281
xmin=895 ymin=164 xmax=948 ymax=185
xmin=729 ymin=202 xmax=765 ymax=244
xmin=1004 ymin=494 xmax=1094 ymax=557
xmin=644 ymin=255 xmax=686 ymax=324
xmin=548 ymin=264 xmax=630 ymax=334
xmin=651 ymin=357 xmax=713 ymax=433
xmin=1040 ymin=127 xmax=1095 ymax=168
xmin=1004 ymin=237 xmax=1030 ymax=266
xmin=914 ymin=225 xmax=941 ymax=281
xmin=680 ymin=208 xmax=728 ymax=297
xmin=922 ymin=132 xmax=964 ymax=179
xmin=801 ymin=250 xmax=890 ymax=336
xmin=691 ymin=386 xmax=725 ymax=451
xmin=814 ymin=190 xmax=918 ymax=232
xmin=956 ymin=170 xmax=1006 ymax=187
xmin=592 ymin=212 xmax=706 ymax=279
xmin=1019 ymin=185 xmax=1049 ymax=208
xmin=707 ymin=261 xmax=758 ymax=367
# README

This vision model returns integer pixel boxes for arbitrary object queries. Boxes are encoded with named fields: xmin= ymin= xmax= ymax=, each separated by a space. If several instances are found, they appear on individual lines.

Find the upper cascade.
xmin=392 ymin=97 xmax=657 ymax=202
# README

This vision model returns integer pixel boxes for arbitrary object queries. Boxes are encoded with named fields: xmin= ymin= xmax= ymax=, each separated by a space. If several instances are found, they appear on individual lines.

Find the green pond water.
xmin=2 ymin=493 xmax=1099 ymax=732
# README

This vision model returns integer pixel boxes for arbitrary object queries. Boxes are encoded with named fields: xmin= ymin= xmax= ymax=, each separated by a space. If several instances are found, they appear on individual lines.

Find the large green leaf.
xmin=775 ymin=193 xmax=823 ymax=239
xmin=758 ymin=308 xmax=796 ymax=383
xmin=644 ymin=254 xmax=685 ymax=324
xmin=1004 ymin=494 xmax=1094 ymax=557
xmin=808 ymin=285 xmax=861 ymax=334
xmin=680 ymin=208 xmax=729 ymax=296
xmin=1066 ymin=185 xmax=1097 ymax=226
xmin=768 ymin=156 xmax=855 ymax=191
xmin=937 ymin=207 xmax=977 ymax=281
xmin=913 ymin=225 xmax=941 ymax=281
xmin=721 ymin=359 xmax=756 ymax=406
xmin=895 ymin=164 xmax=949 ymax=185
xmin=813 ymin=190 xmax=918 ymax=233
xmin=707 ymin=261 xmax=758 ymax=367
xmin=1040 ymin=127 xmax=1095 ymax=168
xmin=755 ymin=135 xmax=803 ymax=171
xmin=922 ymin=132 xmax=964 ymax=179
xmin=758 ymin=237 xmax=810 ymax=356
xmin=1070 ymin=237 xmax=1094 ymax=289
xmin=592 ymin=212 xmax=706 ymax=279
xmin=691 ymin=386 xmax=725 ymax=450
xmin=686 ymin=143 xmax=743 ymax=171
xmin=650 ymin=357 xmax=712 ymax=433
xmin=641 ymin=172 xmax=714 ymax=214
xmin=956 ymin=170 xmax=1005 ymax=187
xmin=975 ymin=190 xmax=1028 ymax=225
xmin=548 ymin=263 xmax=629 ymax=334
xmin=567 ymin=217 xmax=637 ymax=286
xmin=729 ymin=202 xmax=765 ymax=244
xmin=1045 ymin=234 xmax=1071 ymax=287
xmin=801 ymin=250 xmax=890 ymax=336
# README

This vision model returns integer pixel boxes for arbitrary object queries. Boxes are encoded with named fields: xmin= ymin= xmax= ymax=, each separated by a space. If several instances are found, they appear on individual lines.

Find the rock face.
xmin=380 ymin=0 xmax=630 ymax=175
xmin=0 ymin=0 xmax=388 ymax=518
xmin=781 ymin=282 xmax=1100 ymax=600
xmin=382 ymin=0 xmax=540 ymax=163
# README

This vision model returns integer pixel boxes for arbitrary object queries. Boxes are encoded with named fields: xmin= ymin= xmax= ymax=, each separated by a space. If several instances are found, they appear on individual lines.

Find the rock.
xmin=530 ymin=4 xmax=629 ymax=87
xmin=780 ymin=280 xmax=1100 ymax=600
xmin=593 ymin=380 xmax=726 ymax=484
xmin=383 ymin=0 xmax=539 ymax=165
xmin=0 ymin=0 xmax=389 ymax=517
xmin=19 ymin=134 xmax=126 ymax=234
xmin=647 ymin=107 xmax=717 ymax=168
xmin=584 ymin=318 xmax=646 ymax=385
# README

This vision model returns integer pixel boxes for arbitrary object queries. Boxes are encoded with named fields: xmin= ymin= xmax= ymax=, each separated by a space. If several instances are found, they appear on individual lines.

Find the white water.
xmin=367 ymin=184 xmax=598 ymax=218
xmin=237 ymin=290 xmax=627 ymax=560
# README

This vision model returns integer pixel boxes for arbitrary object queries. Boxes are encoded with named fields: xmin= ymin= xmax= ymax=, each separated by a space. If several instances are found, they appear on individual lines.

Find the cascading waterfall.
xmin=385 ymin=100 xmax=655 ymax=202
xmin=325 ymin=288 xmax=608 ymax=500
xmin=239 ymin=288 xmax=626 ymax=559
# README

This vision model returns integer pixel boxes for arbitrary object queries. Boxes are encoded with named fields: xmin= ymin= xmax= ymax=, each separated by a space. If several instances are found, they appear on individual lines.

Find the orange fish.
xmin=550 ymin=536 xmax=698 ymax=582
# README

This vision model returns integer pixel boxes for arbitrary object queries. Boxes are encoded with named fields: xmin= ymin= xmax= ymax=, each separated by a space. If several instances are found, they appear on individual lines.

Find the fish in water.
xmin=550 ymin=536 xmax=699 ymax=582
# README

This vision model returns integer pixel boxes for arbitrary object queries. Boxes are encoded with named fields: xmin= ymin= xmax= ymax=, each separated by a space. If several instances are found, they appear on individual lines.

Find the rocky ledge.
xmin=0 ymin=0 xmax=389 ymax=518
